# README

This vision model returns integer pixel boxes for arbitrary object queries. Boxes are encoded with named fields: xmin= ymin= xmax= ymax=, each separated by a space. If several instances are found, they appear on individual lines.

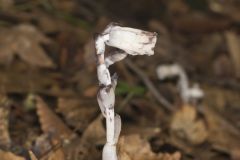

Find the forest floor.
xmin=0 ymin=0 xmax=240 ymax=160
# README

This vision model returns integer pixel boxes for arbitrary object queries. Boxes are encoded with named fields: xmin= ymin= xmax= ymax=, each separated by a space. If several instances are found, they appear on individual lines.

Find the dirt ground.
xmin=0 ymin=0 xmax=240 ymax=160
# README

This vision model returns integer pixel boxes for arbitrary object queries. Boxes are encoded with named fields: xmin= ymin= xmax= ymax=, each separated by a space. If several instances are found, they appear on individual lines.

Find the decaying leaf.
xmin=118 ymin=134 xmax=181 ymax=160
xmin=81 ymin=115 xmax=105 ymax=144
xmin=172 ymin=12 xmax=231 ymax=33
xmin=63 ymin=116 xmax=104 ymax=160
xmin=0 ymin=95 xmax=11 ymax=148
xmin=47 ymin=144 xmax=65 ymax=160
xmin=32 ymin=134 xmax=66 ymax=160
xmin=32 ymin=134 xmax=53 ymax=158
xmin=83 ymin=86 xmax=98 ymax=98
xmin=57 ymin=97 xmax=98 ymax=131
xmin=0 ymin=0 xmax=13 ymax=10
xmin=231 ymin=148 xmax=240 ymax=160
xmin=36 ymin=96 xmax=73 ymax=141
xmin=0 ymin=150 xmax=25 ymax=160
xmin=225 ymin=31 xmax=240 ymax=77
xmin=203 ymin=105 xmax=240 ymax=154
xmin=170 ymin=104 xmax=208 ymax=145
xmin=29 ymin=150 xmax=38 ymax=160
xmin=0 ymin=24 xmax=55 ymax=68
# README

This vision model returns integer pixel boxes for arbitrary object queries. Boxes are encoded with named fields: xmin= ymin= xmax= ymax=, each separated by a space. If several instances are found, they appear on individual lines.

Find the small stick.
xmin=125 ymin=59 xmax=173 ymax=112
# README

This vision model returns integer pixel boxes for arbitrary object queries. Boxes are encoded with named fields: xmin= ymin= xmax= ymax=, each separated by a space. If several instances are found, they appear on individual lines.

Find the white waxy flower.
xmin=106 ymin=25 xmax=157 ymax=56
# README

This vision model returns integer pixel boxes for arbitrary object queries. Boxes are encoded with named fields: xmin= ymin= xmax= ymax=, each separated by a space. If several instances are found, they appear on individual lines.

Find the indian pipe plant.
xmin=95 ymin=23 xmax=157 ymax=160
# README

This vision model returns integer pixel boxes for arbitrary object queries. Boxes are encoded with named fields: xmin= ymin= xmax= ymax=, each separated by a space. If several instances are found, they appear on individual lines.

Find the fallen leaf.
xmin=166 ymin=0 xmax=189 ymax=14
xmin=0 ymin=150 xmax=25 ymax=160
xmin=36 ymin=96 xmax=73 ymax=141
xmin=32 ymin=134 xmax=53 ymax=158
xmin=203 ymin=105 xmax=240 ymax=154
xmin=213 ymin=54 xmax=234 ymax=77
xmin=0 ymin=95 xmax=11 ymax=148
xmin=231 ymin=148 xmax=240 ymax=160
xmin=57 ymin=97 xmax=98 ymax=131
xmin=172 ymin=12 xmax=231 ymax=33
xmin=63 ymin=116 xmax=104 ymax=160
xmin=0 ymin=0 xmax=13 ymax=11
xmin=83 ymin=86 xmax=98 ymax=98
xmin=225 ymin=31 xmax=240 ymax=77
xmin=118 ymin=134 xmax=181 ymax=160
xmin=0 ymin=24 xmax=55 ymax=68
xmin=170 ymin=104 xmax=208 ymax=145
xmin=32 ymin=134 xmax=66 ymax=160
xmin=81 ymin=115 xmax=105 ymax=144
xmin=29 ymin=150 xmax=38 ymax=160
xmin=47 ymin=145 xmax=65 ymax=160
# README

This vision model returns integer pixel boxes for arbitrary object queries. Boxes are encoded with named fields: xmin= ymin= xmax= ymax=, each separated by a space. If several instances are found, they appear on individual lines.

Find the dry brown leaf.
xmin=47 ymin=145 xmax=65 ymax=160
xmin=57 ymin=97 xmax=98 ymax=131
xmin=172 ymin=13 xmax=231 ymax=33
xmin=47 ymin=150 xmax=65 ymax=160
xmin=81 ymin=115 xmax=105 ymax=144
xmin=49 ymin=0 xmax=76 ymax=12
xmin=166 ymin=0 xmax=189 ymax=14
xmin=0 ymin=24 xmax=55 ymax=68
xmin=63 ymin=116 xmax=104 ymax=160
xmin=36 ymin=96 xmax=73 ymax=141
xmin=231 ymin=148 xmax=240 ymax=160
xmin=83 ymin=86 xmax=98 ymax=98
xmin=225 ymin=31 xmax=240 ymax=77
xmin=118 ymin=134 xmax=181 ymax=160
xmin=0 ymin=95 xmax=11 ymax=148
xmin=170 ymin=104 xmax=208 ymax=145
xmin=29 ymin=150 xmax=38 ymax=160
xmin=0 ymin=0 xmax=14 ymax=10
xmin=84 ymin=39 xmax=96 ymax=71
xmin=32 ymin=134 xmax=52 ymax=158
xmin=0 ymin=150 xmax=25 ymax=160
xmin=203 ymin=105 xmax=240 ymax=154
xmin=213 ymin=54 xmax=234 ymax=77
xmin=32 ymin=134 xmax=66 ymax=160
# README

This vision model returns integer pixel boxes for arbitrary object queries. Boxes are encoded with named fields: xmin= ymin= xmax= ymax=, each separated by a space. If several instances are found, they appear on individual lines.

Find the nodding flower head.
xmin=106 ymin=25 xmax=157 ymax=56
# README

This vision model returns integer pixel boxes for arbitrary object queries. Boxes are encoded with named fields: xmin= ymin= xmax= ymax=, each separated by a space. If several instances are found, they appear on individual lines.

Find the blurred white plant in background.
xmin=156 ymin=64 xmax=204 ymax=103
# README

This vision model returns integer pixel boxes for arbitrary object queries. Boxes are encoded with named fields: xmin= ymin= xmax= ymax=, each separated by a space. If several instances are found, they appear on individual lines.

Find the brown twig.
xmin=125 ymin=59 xmax=173 ymax=112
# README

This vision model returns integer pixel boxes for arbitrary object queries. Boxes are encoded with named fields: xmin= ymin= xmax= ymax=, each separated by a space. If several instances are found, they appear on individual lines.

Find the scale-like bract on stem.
xmin=95 ymin=23 xmax=157 ymax=160
xmin=105 ymin=51 xmax=127 ymax=67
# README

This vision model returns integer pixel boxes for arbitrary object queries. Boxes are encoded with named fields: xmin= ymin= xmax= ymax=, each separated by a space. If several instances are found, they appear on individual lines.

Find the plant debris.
xmin=0 ymin=0 xmax=239 ymax=160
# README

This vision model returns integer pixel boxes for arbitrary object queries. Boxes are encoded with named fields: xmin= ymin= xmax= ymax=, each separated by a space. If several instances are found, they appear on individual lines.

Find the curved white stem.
xmin=103 ymin=144 xmax=117 ymax=160
xmin=106 ymin=107 xmax=115 ymax=144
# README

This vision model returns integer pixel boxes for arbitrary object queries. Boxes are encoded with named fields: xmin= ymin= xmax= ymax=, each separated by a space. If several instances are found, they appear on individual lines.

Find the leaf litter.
xmin=0 ymin=0 xmax=240 ymax=160
xmin=0 ymin=24 xmax=54 ymax=68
